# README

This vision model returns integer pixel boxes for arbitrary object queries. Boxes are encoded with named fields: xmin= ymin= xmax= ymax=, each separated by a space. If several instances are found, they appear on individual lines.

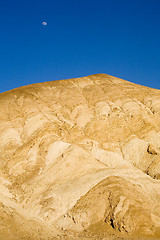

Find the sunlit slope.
xmin=0 ymin=74 xmax=160 ymax=239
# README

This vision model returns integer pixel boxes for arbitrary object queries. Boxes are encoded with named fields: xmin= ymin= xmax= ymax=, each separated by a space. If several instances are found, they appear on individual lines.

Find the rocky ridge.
xmin=0 ymin=74 xmax=160 ymax=239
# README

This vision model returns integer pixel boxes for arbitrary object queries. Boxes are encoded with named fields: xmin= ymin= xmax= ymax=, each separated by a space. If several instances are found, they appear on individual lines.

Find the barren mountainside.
xmin=0 ymin=74 xmax=160 ymax=239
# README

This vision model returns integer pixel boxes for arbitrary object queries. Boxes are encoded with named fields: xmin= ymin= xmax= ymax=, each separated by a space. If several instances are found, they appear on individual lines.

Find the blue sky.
xmin=0 ymin=0 xmax=160 ymax=93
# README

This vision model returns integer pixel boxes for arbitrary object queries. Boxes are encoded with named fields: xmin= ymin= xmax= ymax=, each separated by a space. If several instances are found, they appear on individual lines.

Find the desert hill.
xmin=0 ymin=74 xmax=160 ymax=239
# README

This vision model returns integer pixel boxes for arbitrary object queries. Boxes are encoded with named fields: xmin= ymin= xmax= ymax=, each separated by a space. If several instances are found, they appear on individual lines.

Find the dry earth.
xmin=0 ymin=74 xmax=160 ymax=239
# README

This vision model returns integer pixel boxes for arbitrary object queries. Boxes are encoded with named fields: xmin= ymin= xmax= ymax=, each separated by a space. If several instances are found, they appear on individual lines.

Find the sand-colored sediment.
xmin=0 ymin=74 xmax=160 ymax=239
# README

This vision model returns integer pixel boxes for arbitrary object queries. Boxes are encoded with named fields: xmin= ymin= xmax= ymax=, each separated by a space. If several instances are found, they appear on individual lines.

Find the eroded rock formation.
xmin=0 ymin=74 xmax=160 ymax=239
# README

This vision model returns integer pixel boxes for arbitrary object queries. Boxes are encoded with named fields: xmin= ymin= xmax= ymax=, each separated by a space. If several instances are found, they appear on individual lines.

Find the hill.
xmin=0 ymin=74 xmax=160 ymax=239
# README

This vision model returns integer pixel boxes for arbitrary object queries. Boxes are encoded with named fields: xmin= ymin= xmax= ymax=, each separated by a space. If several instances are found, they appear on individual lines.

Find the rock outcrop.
xmin=0 ymin=74 xmax=160 ymax=239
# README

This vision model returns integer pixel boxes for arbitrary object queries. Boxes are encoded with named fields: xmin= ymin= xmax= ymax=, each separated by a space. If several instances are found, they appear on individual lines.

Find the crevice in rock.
xmin=109 ymin=218 xmax=115 ymax=229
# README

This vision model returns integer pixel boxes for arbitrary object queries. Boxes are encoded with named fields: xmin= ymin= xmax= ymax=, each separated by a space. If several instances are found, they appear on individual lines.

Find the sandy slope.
xmin=0 ymin=74 xmax=160 ymax=239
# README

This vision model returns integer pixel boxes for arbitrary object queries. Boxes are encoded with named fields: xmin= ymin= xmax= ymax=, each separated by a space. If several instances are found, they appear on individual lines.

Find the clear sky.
xmin=0 ymin=0 xmax=160 ymax=93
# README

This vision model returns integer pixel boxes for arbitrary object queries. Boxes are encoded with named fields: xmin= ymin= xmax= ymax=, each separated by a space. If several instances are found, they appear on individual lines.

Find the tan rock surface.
xmin=0 ymin=73 xmax=160 ymax=239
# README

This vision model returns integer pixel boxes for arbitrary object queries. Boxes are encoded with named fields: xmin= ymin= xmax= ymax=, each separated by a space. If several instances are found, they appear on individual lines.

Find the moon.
xmin=42 ymin=21 xmax=47 ymax=26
